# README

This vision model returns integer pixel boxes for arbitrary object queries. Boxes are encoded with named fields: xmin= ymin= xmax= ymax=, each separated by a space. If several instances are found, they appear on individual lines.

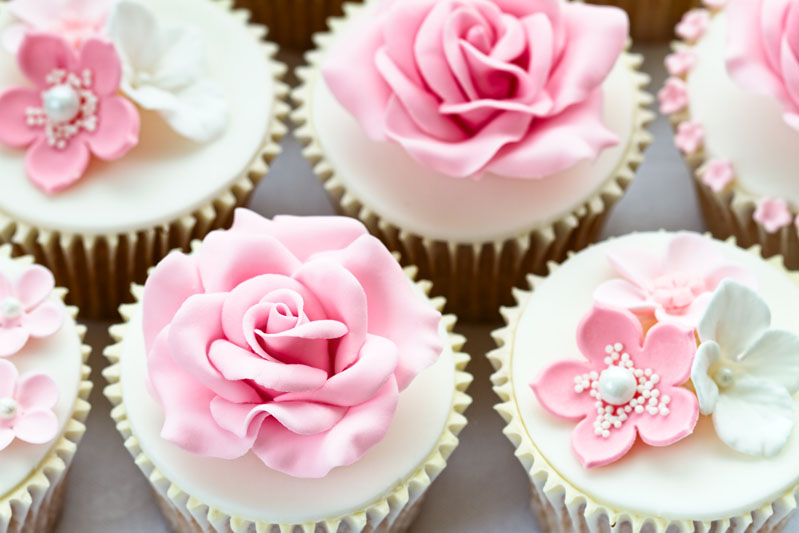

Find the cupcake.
xmin=0 ymin=245 xmax=91 ymax=532
xmin=0 ymin=0 xmax=289 ymax=317
xmin=490 ymin=231 xmax=799 ymax=532
xmin=660 ymin=0 xmax=799 ymax=269
xmin=584 ymin=0 xmax=699 ymax=42
xmin=103 ymin=209 xmax=471 ymax=532
xmin=294 ymin=0 xmax=654 ymax=320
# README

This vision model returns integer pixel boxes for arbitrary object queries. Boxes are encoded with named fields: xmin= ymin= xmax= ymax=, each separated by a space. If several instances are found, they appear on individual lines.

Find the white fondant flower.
xmin=692 ymin=280 xmax=799 ymax=456
xmin=106 ymin=0 xmax=227 ymax=142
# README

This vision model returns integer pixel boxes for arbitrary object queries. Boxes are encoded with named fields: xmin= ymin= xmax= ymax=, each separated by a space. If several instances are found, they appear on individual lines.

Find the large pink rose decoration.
xmin=0 ymin=33 xmax=139 ymax=193
xmin=323 ymin=0 xmax=628 ymax=179
xmin=726 ymin=0 xmax=799 ymax=131
xmin=142 ymin=209 xmax=443 ymax=478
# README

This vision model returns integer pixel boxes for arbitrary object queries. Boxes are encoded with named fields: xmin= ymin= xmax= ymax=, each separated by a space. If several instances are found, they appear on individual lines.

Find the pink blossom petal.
xmin=705 ymin=263 xmax=758 ymax=292
xmin=85 ymin=95 xmax=139 ymax=160
xmin=17 ymin=33 xmax=76 ymax=88
xmin=14 ymin=265 xmax=55 ymax=309
xmin=754 ymin=197 xmax=793 ymax=233
xmin=0 ymin=360 xmax=19 ymax=396
xmin=531 ymin=360 xmax=598 ymax=419
xmin=25 ymin=136 xmax=90 ymax=194
xmin=211 ymin=397 xmax=347 ymax=437
xmin=593 ymin=279 xmax=655 ymax=313
xmin=78 ymin=38 xmax=121 ymax=97
xmin=0 ymin=328 xmax=29 ymax=358
xmin=252 ymin=377 xmax=399 ymax=478
xmin=663 ymin=232 xmax=724 ymax=274
xmin=607 ymin=246 xmax=661 ymax=293
xmin=635 ymin=387 xmax=698 ymax=446
xmin=570 ymin=415 xmax=637 ymax=468
xmin=636 ymin=322 xmax=697 ymax=386
xmin=577 ymin=307 xmax=644 ymax=366
xmin=7 ymin=0 xmax=58 ymax=27
xmin=0 ymin=87 xmax=41 ymax=148
xmin=13 ymin=409 xmax=57 ymax=444
xmin=21 ymin=300 xmax=63 ymax=338
xmin=15 ymin=373 xmax=58 ymax=410
xmin=0 ymin=429 xmax=14 ymax=451
xmin=655 ymin=291 xmax=713 ymax=329
xmin=0 ymin=274 xmax=11 ymax=300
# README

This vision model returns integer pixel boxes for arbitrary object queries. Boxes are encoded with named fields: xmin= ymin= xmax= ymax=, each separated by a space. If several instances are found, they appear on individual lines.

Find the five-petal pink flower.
xmin=2 ymin=0 xmax=110 ymax=53
xmin=754 ymin=197 xmax=794 ymax=233
xmin=323 ymin=0 xmax=628 ymax=179
xmin=658 ymin=77 xmax=689 ymax=114
xmin=594 ymin=232 xmax=757 ymax=328
xmin=701 ymin=158 xmax=735 ymax=192
xmin=0 ymin=359 xmax=59 ymax=450
xmin=531 ymin=306 xmax=699 ymax=468
xmin=676 ymin=9 xmax=711 ymax=42
xmin=0 ymin=265 xmax=63 ymax=357
xmin=142 ymin=209 xmax=443 ymax=478
xmin=0 ymin=33 xmax=139 ymax=193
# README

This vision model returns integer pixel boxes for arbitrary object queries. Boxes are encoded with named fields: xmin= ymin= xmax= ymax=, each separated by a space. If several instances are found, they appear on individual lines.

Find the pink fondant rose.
xmin=0 ymin=33 xmax=139 ymax=193
xmin=726 ymin=0 xmax=799 ymax=130
xmin=0 ymin=359 xmax=59 ymax=450
xmin=531 ymin=306 xmax=699 ymax=468
xmin=143 ymin=210 xmax=443 ymax=478
xmin=323 ymin=0 xmax=628 ymax=179
xmin=0 ymin=265 xmax=63 ymax=357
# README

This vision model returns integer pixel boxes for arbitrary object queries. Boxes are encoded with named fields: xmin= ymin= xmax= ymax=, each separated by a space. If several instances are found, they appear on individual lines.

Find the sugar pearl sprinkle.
xmin=25 ymin=69 xmax=98 ymax=150
xmin=573 ymin=343 xmax=671 ymax=439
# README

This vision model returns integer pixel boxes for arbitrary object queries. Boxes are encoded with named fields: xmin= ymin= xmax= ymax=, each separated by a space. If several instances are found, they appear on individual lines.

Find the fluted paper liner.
xmin=103 ymin=265 xmax=473 ymax=533
xmin=487 ymin=237 xmax=799 ymax=533
xmin=0 ymin=0 xmax=291 ymax=318
xmin=0 ymin=245 xmax=93 ymax=533
xmin=293 ymin=2 xmax=655 ymax=320
xmin=664 ymin=8 xmax=799 ymax=271
xmin=584 ymin=0 xmax=699 ymax=42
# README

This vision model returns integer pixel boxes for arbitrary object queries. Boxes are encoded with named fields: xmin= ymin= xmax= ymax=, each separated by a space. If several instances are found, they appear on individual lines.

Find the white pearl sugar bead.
xmin=0 ymin=397 xmax=18 ymax=420
xmin=597 ymin=366 xmax=637 ymax=406
xmin=43 ymin=84 xmax=81 ymax=124
xmin=0 ymin=297 xmax=23 ymax=320
xmin=713 ymin=366 xmax=736 ymax=389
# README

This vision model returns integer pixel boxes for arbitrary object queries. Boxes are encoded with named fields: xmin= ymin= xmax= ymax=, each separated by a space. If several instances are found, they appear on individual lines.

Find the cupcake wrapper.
xmin=233 ymin=0 xmax=355 ymax=50
xmin=103 ymin=266 xmax=473 ymax=533
xmin=293 ymin=3 xmax=655 ymax=321
xmin=584 ymin=0 xmax=699 ymax=42
xmin=0 ymin=1 xmax=290 ymax=319
xmin=488 ymin=237 xmax=799 ymax=533
xmin=0 ymin=247 xmax=93 ymax=533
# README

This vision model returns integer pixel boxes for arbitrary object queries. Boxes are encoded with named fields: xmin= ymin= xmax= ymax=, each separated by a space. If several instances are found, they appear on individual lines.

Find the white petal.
xmin=149 ymin=24 xmax=206 ymax=91
xmin=121 ymin=83 xmax=179 ymax=111
xmin=697 ymin=280 xmax=771 ymax=360
xmin=692 ymin=341 xmax=720 ymax=415
xmin=107 ymin=1 xmax=162 ymax=73
xmin=159 ymin=80 xmax=228 ymax=142
xmin=740 ymin=329 xmax=799 ymax=394
xmin=712 ymin=375 xmax=795 ymax=456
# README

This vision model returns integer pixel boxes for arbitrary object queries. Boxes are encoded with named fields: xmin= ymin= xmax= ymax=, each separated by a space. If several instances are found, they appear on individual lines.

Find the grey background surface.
xmin=53 ymin=46 xmax=799 ymax=532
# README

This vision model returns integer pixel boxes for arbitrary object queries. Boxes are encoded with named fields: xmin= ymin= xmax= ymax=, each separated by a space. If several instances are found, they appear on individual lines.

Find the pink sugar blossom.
xmin=665 ymin=49 xmax=697 ymax=76
xmin=0 ymin=359 xmax=59 ymax=450
xmin=701 ymin=159 xmax=735 ymax=192
xmin=676 ymin=9 xmax=711 ymax=42
xmin=754 ymin=197 xmax=793 ymax=233
xmin=0 ymin=265 xmax=63 ymax=357
xmin=658 ymin=77 xmax=689 ymax=114
xmin=675 ymin=121 xmax=704 ymax=154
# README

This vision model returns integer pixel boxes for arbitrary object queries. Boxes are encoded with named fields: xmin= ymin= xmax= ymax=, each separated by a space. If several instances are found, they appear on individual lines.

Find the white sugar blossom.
xmin=692 ymin=280 xmax=799 ymax=456
xmin=106 ymin=0 xmax=227 ymax=142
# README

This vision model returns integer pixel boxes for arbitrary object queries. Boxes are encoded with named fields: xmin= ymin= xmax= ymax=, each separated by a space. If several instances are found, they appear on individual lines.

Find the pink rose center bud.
xmin=652 ymin=274 xmax=706 ymax=312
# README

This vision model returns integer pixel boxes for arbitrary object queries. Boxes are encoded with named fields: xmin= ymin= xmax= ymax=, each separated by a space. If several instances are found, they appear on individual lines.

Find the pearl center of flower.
xmin=652 ymin=273 xmax=706 ymax=311
xmin=598 ymin=366 xmax=637 ymax=405
xmin=0 ymin=397 xmax=18 ymax=420
xmin=43 ymin=84 xmax=81 ymax=124
xmin=0 ymin=297 xmax=23 ymax=320
xmin=713 ymin=366 xmax=736 ymax=389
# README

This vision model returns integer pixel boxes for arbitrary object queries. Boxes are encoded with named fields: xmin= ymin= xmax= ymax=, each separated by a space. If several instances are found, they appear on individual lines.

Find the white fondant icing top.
xmin=512 ymin=232 xmax=799 ymax=521
xmin=0 ymin=256 xmax=83 ymax=498
xmin=120 ymin=280 xmax=457 ymax=524
xmin=687 ymin=11 xmax=799 ymax=206
xmin=0 ymin=0 xmax=275 ymax=235
xmin=309 ymin=1 xmax=638 ymax=244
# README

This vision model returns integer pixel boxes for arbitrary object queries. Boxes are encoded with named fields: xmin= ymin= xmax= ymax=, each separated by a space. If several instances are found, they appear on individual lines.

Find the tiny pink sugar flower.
xmin=0 ymin=265 xmax=63 ymax=357
xmin=0 ymin=359 xmax=59 ymax=450
xmin=0 ymin=33 xmax=139 ymax=193
xmin=675 ymin=121 xmax=704 ymax=154
xmin=701 ymin=158 xmax=735 ymax=192
xmin=665 ymin=50 xmax=697 ymax=77
xmin=676 ymin=9 xmax=711 ymax=42
xmin=754 ymin=197 xmax=793 ymax=233
xmin=531 ymin=306 xmax=699 ymax=468
xmin=658 ymin=77 xmax=689 ymax=114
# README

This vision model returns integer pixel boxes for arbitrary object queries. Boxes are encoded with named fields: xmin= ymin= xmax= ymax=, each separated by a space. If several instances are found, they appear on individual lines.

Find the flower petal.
xmin=654 ymin=291 xmax=713 ymax=329
xmin=0 ymin=327 xmax=29 ymax=358
xmin=637 ymin=321 xmax=697 ymax=386
xmin=152 ymin=80 xmax=228 ymax=143
xmin=25 ymin=136 xmax=90 ymax=194
xmin=15 ymin=373 xmax=58 ymax=411
xmin=210 ymin=397 xmax=347 ymax=437
xmin=85 ymin=96 xmax=140 ymax=160
xmin=531 ymin=360 xmax=598 ymax=419
xmin=149 ymin=24 xmax=205 ymax=91
xmin=576 ymin=306 xmax=644 ymax=367
xmin=607 ymin=246 xmax=661 ymax=293
xmin=570 ymin=415 xmax=637 ymax=468
xmin=0 ymin=87 xmax=41 ymax=148
xmin=107 ymin=0 xmax=162 ymax=73
xmin=739 ymin=329 xmax=799 ymax=394
xmin=712 ymin=375 xmax=795 ymax=457
xmin=635 ymin=386 xmax=698 ymax=446
xmin=0 ymin=360 xmax=19 ymax=397
xmin=697 ymin=280 xmax=771 ymax=360
xmin=0 ymin=429 xmax=14 ymax=451
xmin=17 ymin=33 xmax=76 ymax=88
xmin=663 ymin=232 xmax=726 ymax=274
xmin=704 ymin=263 xmax=758 ymax=293
xmin=79 ymin=38 xmax=121 ymax=98
xmin=21 ymin=300 xmax=63 ymax=338
xmin=692 ymin=341 xmax=721 ymax=415
xmin=252 ymin=377 xmax=399 ymax=478
xmin=13 ymin=409 xmax=57 ymax=444
xmin=593 ymin=279 xmax=654 ymax=313
xmin=14 ymin=265 xmax=54 ymax=310
xmin=0 ymin=274 xmax=11 ymax=300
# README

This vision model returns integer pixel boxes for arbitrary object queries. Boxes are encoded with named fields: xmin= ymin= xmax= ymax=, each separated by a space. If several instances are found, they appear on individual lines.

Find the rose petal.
xmin=570 ymin=415 xmax=637 ymax=468
xmin=79 ymin=38 xmax=121 ymax=98
xmin=712 ymin=375 xmax=795 ymax=456
xmin=15 ymin=373 xmax=58 ymax=410
xmin=211 ymin=397 xmax=347 ymax=437
xmin=24 ymin=136 xmax=90 ymax=194
xmin=576 ymin=306 xmax=644 ymax=367
xmin=593 ymin=279 xmax=654 ymax=313
xmin=780 ymin=37 xmax=799 ymax=115
xmin=85 ymin=95 xmax=139 ymax=160
xmin=531 ymin=360 xmax=598 ymax=419
xmin=255 ymin=318 xmax=347 ymax=371
xmin=0 ymin=87 xmax=41 ymax=148
xmin=634 ymin=386 xmax=698 ymax=446
xmin=0 ymin=327 xmax=29 ymax=358
xmin=14 ymin=265 xmax=54 ymax=310
xmin=21 ymin=300 xmax=63 ymax=338
xmin=692 ymin=341 xmax=721 ymax=415
xmin=252 ymin=377 xmax=399 ymax=478
xmin=636 ymin=322 xmax=696 ymax=386
xmin=13 ymin=409 xmax=57 ymax=444
xmin=17 ymin=33 xmax=76 ymax=88
xmin=0 ymin=360 xmax=19 ymax=397
xmin=739 ymin=329 xmax=799 ymax=394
